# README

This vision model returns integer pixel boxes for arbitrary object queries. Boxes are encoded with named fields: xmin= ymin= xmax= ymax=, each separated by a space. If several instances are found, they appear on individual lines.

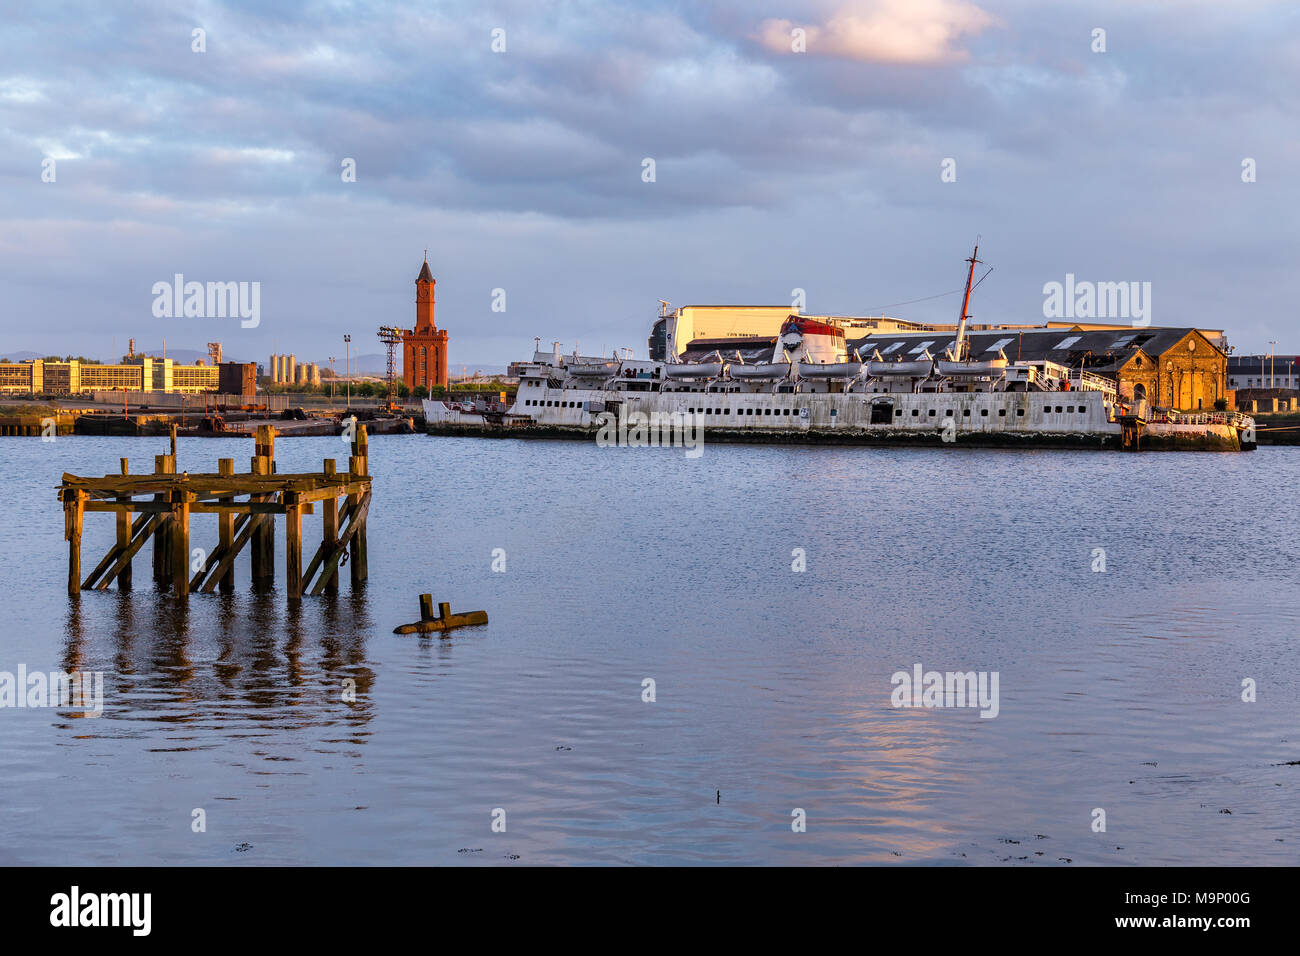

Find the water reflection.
xmin=56 ymin=590 xmax=376 ymax=739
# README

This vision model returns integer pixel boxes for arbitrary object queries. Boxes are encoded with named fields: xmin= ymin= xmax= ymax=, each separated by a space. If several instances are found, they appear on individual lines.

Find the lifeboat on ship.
xmin=796 ymin=361 xmax=863 ymax=379
xmin=727 ymin=349 xmax=790 ymax=381
xmin=797 ymin=348 xmax=863 ymax=379
xmin=663 ymin=350 xmax=727 ymax=379
xmin=566 ymin=361 xmax=620 ymax=378
xmin=934 ymin=349 xmax=1008 ymax=378
xmin=865 ymin=348 xmax=934 ymax=377
xmin=730 ymin=362 xmax=789 ymax=381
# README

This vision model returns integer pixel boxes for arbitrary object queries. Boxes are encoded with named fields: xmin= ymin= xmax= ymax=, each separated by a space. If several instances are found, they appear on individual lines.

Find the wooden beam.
xmin=309 ymin=494 xmax=370 ymax=596
xmin=300 ymin=497 xmax=353 ymax=595
xmin=320 ymin=459 xmax=338 ymax=594
xmin=95 ymin=515 xmax=161 ymax=591
xmin=189 ymin=512 xmax=250 ymax=592
xmin=172 ymin=488 xmax=191 ymax=597
xmin=285 ymin=491 xmax=303 ymax=601
xmin=217 ymin=458 xmax=235 ymax=592
xmin=200 ymin=516 xmax=256 ymax=593
xmin=116 ymin=457 xmax=132 ymax=591
xmin=348 ymin=426 xmax=369 ymax=588
xmin=66 ymin=489 xmax=84 ymax=597
xmin=153 ymin=453 xmax=175 ymax=586
xmin=81 ymin=510 xmax=148 ymax=590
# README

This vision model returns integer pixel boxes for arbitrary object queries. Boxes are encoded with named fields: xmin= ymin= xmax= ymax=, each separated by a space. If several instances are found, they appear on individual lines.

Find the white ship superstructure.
xmin=425 ymin=246 xmax=1255 ymax=451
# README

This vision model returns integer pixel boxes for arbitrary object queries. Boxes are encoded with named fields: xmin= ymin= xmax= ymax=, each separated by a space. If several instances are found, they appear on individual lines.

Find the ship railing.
xmin=1068 ymin=370 xmax=1117 ymax=395
xmin=1154 ymin=409 xmax=1254 ymax=428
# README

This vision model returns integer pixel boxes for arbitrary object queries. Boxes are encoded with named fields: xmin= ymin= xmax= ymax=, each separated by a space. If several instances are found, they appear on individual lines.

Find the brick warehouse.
xmin=403 ymin=257 xmax=449 ymax=391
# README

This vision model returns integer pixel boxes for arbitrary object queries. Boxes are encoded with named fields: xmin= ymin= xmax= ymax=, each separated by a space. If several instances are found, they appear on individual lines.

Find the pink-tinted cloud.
xmin=757 ymin=0 xmax=997 ymax=65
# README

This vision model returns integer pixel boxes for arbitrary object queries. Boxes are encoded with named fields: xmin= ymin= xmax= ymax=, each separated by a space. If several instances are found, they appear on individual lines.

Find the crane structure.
xmin=377 ymin=326 xmax=404 ymax=408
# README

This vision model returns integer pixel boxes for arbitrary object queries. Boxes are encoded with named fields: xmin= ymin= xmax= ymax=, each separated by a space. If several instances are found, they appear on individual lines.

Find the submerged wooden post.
xmin=284 ymin=490 xmax=303 ymax=601
xmin=394 ymin=594 xmax=488 ymax=634
xmin=349 ymin=424 xmax=369 ymax=587
xmin=66 ymin=489 xmax=84 ymax=597
xmin=116 ymin=457 xmax=132 ymax=591
xmin=217 ymin=458 xmax=235 ymax=592
xmin=251 ymin=425 xmax=276 ymax=586
xmin=321 ymin=459 xmax=339 ymax=594
xmin=171 ymin=487 xmax=192 ymax=597
xmin=153 ymin=452 xmax=175 ymax=586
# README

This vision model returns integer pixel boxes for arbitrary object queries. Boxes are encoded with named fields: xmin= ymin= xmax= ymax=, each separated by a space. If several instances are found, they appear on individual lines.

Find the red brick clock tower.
xmin=402 ymin=255 xmax=449 ymax=390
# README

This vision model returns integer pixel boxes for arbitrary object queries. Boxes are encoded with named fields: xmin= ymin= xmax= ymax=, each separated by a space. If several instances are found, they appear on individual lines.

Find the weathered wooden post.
xmin=116 ymin=457 xmax=132 ymax=591
xmin=171 ymin=486 xmax=192 ymax=597
xmin=66 ymin=489 xmax=84 ymax=597
xmin=321 ymin=459 xmax=339 ymax=593
xmin=284 ymin=490 xmax=303 ymax=601
xmin=153 ymin=452 xmax=175 ymax=586
xmin=251 ymin=425 xmax=276 ymax=586
xmin=348 ymin=424 xmax=369 ymax=587
xmin=217 ymin=458 xmax=235 ymax=592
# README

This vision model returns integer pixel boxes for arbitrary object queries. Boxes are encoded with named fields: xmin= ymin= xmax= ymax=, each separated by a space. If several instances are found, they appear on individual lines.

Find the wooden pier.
xmin=58 ymin=424 xmax=371 ymax=600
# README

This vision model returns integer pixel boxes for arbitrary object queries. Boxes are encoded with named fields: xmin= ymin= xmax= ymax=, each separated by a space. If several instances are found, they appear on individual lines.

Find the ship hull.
xmin=425 ymin=378 xmax=1252 ymax=452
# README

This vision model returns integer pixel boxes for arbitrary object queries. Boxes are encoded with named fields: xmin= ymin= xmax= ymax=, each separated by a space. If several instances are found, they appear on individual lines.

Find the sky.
xmin=1 ymin=0 xmax=1297 ymax=368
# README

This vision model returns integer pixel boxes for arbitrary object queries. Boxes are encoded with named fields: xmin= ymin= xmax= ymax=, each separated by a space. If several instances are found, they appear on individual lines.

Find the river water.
xmin=1 ymin=434 xmax=1296 ymax=865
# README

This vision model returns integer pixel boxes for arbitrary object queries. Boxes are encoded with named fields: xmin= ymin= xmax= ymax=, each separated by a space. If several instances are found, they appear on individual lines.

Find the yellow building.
xmin=0 ymin=358 xmax=219 ymax=396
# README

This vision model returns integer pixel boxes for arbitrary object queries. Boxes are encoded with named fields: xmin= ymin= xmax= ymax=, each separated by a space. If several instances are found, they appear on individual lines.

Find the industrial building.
xmin=0 ymin=357 xmax=230 ymax=396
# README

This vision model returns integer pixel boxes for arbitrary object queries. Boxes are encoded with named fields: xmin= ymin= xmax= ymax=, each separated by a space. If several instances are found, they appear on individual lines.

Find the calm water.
xmin=1 ymin=434 xmax=1297 ymax=866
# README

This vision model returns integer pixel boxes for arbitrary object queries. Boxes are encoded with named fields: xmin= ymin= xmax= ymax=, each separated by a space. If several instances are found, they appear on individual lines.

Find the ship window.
xmin=907 ymin=340 xmax=936 ymax=355
xmin=998 ymin=409 xmax=1006 ymax=417
xmin=963 ymin=409 xmax=971 ymax=417
xmin=1056 ymin=406 xmax=1063 ymax=413
xmin=1079 ymin=407 xmax=1088 ymax=414
xmin=764 ymin=408 xmax=771 ymax=415
xmin=1017 ymin=409 xmax=1025 ymax=417
xmin=945 ymin=409 xmax=954 ymax=416
xmin=912 ymin=410 xmax=919 ymax=417
xmin=928 ymin=409 xmax=936 ymax=417
xmin=980 ymin=409 xmax=988 ymax=416
xmin=895 ymin=409 xmax=903 ymax=416
xmin=1066 ymin=406 xmax=1074 ymax=413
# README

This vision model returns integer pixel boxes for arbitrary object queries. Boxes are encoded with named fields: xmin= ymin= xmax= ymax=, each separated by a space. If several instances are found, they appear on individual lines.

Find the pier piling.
xmin=58 ymin=424 xmax=371 ymax=601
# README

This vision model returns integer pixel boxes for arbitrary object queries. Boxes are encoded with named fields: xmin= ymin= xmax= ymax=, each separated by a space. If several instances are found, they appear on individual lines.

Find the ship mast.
xmin=953 ymin=242 xmax=981 ymax=363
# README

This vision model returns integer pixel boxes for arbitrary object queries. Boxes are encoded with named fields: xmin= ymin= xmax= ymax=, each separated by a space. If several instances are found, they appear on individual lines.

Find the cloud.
xmin=757 ymin=0 xmax=997 ymax=64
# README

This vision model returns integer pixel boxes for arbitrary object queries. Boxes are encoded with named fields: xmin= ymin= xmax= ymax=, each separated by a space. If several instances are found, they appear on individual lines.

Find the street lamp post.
xmin=1269 ymin=341 xmax=1277 ymax=389
xmin=344 ymin=335 xmax=352 ymax=409
xmin=328 ymin=355 xmax=336 ymax=402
